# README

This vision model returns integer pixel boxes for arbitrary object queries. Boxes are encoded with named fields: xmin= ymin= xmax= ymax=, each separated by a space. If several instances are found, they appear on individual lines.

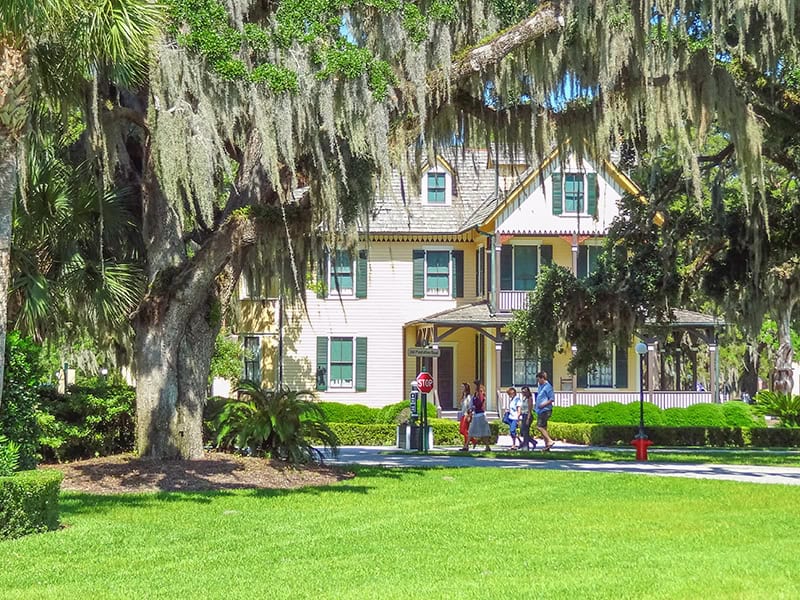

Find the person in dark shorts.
xmin=535 ymin=371 xmax=555 ymax=450
xmin=519 ymin=386 xmax=536 ymax=450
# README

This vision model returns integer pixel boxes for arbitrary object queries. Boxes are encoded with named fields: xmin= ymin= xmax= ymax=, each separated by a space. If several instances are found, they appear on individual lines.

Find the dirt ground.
xmin=42 ymin=452 xmax=353 ymax=494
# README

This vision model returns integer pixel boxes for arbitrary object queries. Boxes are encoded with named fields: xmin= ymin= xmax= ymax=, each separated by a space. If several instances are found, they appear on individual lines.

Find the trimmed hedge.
xmin=327 ymin=420 xmax=501 ymax=446
xmin=551 ymin=401 xmax=763 ymax=428
xmin=0 ymin=469 xmax=63 ymax=540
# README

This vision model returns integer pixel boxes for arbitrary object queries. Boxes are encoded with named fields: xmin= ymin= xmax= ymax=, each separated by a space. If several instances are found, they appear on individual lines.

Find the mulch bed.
xmin=42 ymin=452 xmax=354 ymax=495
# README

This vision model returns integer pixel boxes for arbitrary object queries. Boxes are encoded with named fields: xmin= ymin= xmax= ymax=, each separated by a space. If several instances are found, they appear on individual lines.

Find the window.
xmin=426 ymin=250 xmax=450 ymax=296
xmin=500 ymin=245 xmax=551 ymax=291
xmin=578 ymin=245 xmax=602 ymax=279
xmin=316 ymin=336 xmax=367 ymax=392
xmin=578 ymin=345 xmax=628 ymax=389
xmin=330 ymin=250 xmax=354 ymax=296
xmin=513 ymin=343 xmax=539 ymax=386
xmin=500 ymin=339 xmax=552 ymax=387
xmin=243 ymin=336 xmax=261 ymax=383
xmin=329 ymin=337 xmax=354 ymax=388
xmin=513 ymin=245 xmax=538 ymax=291
xmin=564 ymin=173 xmax=584 ymax=212
xmin=427 ymin=172 xmax=447 ymax=204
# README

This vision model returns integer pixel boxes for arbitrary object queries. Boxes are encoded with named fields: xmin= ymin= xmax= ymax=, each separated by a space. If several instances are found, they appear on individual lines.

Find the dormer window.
xmin=551 ymin=171 xmax=598 ymax=216
xmin=422 ymin=166 xmax=452 ymax=205
xmin=330 ymin=250 xmax=354 ymax=296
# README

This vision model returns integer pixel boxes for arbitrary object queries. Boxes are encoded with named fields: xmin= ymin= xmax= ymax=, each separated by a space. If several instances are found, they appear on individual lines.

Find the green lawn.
xmin=432 ymin=448 xmax=800 ymax=466
xmin=2 ymin=467 xmax=799 ymax=599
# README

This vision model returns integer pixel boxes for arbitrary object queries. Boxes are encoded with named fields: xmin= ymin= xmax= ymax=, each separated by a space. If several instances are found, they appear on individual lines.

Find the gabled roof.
xmin=405 ymin=302 xmax=511 ymax=327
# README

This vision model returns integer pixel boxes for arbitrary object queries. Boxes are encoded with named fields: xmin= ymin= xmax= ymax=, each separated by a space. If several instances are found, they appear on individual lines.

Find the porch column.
xmin=571 ymin=343 xmax=578 ymax=406
xmin=571 ymin=233 xmax=578 ymax=275
xmin=494 ymin=339 xmax=503 ymax=414
xmin=709 ymin=341 xmax=718 ymax=403
xmin=432 ymin=328 xmax=441 ymax=416
xmin=494 ymin=241 xmax=502 ymax=312
xmin=647 ymin=343 xmax=657 ymax=404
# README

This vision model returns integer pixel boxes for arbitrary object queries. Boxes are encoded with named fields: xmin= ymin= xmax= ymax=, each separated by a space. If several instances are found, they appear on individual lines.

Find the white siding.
xmin=283 ymin=241 xmax=479 ymax=406
xmin=497 ymin=155 xmax=623 ymax=235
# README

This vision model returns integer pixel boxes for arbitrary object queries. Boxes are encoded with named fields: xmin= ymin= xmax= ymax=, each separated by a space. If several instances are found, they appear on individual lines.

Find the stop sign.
xmin=416 ymin=372 xmax=434 ymax=394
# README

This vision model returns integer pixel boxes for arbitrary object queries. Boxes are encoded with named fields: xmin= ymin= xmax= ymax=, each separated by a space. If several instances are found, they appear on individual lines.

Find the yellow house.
xmin=234 ymin=146 xmax=721 ymax=411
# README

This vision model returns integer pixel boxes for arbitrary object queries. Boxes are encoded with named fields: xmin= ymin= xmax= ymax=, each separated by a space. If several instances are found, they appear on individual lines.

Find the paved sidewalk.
xmin=322 ymin=445 xmax=800 ymax=486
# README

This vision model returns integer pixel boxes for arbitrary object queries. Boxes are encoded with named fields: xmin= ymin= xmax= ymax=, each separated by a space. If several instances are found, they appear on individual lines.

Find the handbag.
xmin=502 ymin=410 xmax=512 ymax=425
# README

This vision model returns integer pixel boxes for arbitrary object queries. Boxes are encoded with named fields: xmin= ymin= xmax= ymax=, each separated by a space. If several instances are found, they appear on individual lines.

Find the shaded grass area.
xmin=425 ymin=448 xmax=800 ymax=467
xmin=1 ymin=467 xmax=800 ymax=599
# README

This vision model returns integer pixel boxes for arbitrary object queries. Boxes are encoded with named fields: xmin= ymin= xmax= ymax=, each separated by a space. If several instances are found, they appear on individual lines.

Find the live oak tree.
xmin=55 ymin=0 xmax=800 ymax=458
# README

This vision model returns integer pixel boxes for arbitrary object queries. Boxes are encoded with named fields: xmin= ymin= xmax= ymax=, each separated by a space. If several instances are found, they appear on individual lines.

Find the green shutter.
xmin=586 ymin=172 xmax=598 ymax=218
xmin=540 ymin=244 xmax=553 ymax=267
xmin=501 ymin=340 xmax=513 ymax=387
xmin=541 ymin=355 xmax=553 ymax=384
xmin=577 ymin=370 xmax=588 ymax=388
xmin=577 ymin=246 xmax=588 ymax=279
xmin=615 ymin=345 xmax=628 ymax=389
xmin=413 ymin=249 xmax=425 ymax=298
xmin=317 ymin=251 xmax=329 ymax=298
xmin=452 ymin=250 xmax=464 ymax=298
xmin=487 ymin=241 xmax=493 ymax=293
xmin=552 ymin=172 xmax=563 ymax=215
xmin=475 ymin=248 xmax=481 ymax=296
xmin=316 ymin=337 xmax=328 ymax=391
xmin=355 ymin=337 xmax=367 ymax=392
xmin=500 ymin=245 xmax=513 ymax=290
xmin=356 ymin=250 xmax=368 ymax=298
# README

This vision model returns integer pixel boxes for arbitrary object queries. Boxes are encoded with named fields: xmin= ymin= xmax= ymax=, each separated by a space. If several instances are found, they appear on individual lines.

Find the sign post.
xmin=416 ymin=372 xmax=434 ymax=453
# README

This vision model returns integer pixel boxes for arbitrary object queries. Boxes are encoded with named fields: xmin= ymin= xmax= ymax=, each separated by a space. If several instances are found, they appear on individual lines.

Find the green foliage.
xmin=0 ymin=436 xmax=21 ymax=477
xmin=549 ymin=404 xmax=596 ymax=424
xmin=754 ymin=391 xmax=800 ymax=427
xmin=0 ymin=469 xmax=63 ymax=540
xmin=592 ymin=402 xmax=631 ymax=425
xmin=0 ymin=332 xmax=44 ymax=469
xmin=215 ymin=381 xmax=339 ymax=463
xmin=325 ymin=423 xmax=396 ymax=445
xmin=319 ymin=402 xmax=379 ymax=424
xmin=36 ymin=385 xmax=136 ymax=461
xmin=210 ymin=333 xmax=243 ymax=385
xmin=721 ymin=401 xmax=766 ymax=427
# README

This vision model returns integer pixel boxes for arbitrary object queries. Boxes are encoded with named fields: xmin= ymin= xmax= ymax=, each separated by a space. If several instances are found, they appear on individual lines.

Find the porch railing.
xmin=497 ymin=290 xmax=530 ymax=312
xmin=496 ymin=389 xmax=714 ymax=410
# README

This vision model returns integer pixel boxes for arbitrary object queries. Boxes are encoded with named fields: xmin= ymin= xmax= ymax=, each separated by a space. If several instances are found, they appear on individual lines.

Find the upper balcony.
xmin=497 ymin=290 xmax=530 ymax=312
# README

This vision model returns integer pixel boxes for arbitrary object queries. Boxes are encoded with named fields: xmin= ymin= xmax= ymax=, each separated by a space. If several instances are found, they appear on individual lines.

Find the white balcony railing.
xmin=497 ymin=290 xmax=531 ymax=312
xmin=495 ymin=389 xmax=714 ymax=410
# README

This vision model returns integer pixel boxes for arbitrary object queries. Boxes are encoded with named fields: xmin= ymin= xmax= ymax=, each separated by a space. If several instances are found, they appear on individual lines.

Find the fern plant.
xmin=215 ymin=381 xmax=339 ymax=464
xmin=754 ymin=391 xmax=800 ymax=427
xmin=0 ymin=435 xmax=21 ymax=476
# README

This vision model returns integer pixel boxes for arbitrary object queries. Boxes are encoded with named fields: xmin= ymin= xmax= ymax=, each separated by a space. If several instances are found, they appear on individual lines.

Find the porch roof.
xmin=646 ymin=309 xmax=725 ymax=328
xmin=405 ymin=302 xmax=511 ymax=327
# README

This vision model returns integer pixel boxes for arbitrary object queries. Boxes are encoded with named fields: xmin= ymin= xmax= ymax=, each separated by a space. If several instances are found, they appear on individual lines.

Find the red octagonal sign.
xmin=416 ymin=372 xmax=434 ymax=394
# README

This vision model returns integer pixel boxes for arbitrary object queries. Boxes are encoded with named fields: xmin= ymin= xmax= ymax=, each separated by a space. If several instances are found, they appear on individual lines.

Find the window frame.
xmin=564 ymin=173 xmax=585 ymax=213
xmin=425 ymin=249 xmax=452 ymax=297
xmin=329 ymin=249 xmax=355 ymax=297
xmin=578 ymin=244 xmax=603 ymax=279
xmin=421 ymin=168 xmax=452 ymax=206
xmin=513 ymin=342 xmax=540 ymax=387
xmin=585 ymin=344 xmax=617 ymax=388
xmin=328 ymin=336 xmax=355 ymax=390
xmin=242 ymin=336 xmax=262 ymax=384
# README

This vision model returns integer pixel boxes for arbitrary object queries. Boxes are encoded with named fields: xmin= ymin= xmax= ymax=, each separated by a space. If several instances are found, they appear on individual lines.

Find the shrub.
xmin=1 ymin=332 xmax=44 ymax=469
xmin=684 ymin=403 xmax=726 ymax=427
xmin=377 ymin=401 xmax=411 ymax=424
xmin=0 ymin=469 xmax=63 ymax=540
xmin=593 ymin=402 xmax=630 ymax=425
xmin=319 ymin=402 xmax=378 ymax=424
xmin=624 ymin=401 xmax=665 ymax=426
xmin=37 ymin=385 xmax=135 ymax=461
xmin=0 ymin=435 xmax=21 ymax=476
xmin=549 ymin=422 xmax=596 ymax=445
xmin=552 ymin=404 xmax=596 ymax=424
xmin=754 ymin=391 xmax=800 ymax=427
xmin=662 ymin=407 xmax=691 ymax=428
xmin=326 ymin=423 xmax=396 ymax=445
xmin=215 ymin=381 xmax=339 ymax=463
xmin=721 ymin=401 xmax=764 ymax=427
xmin=749 ymin=427 xmax=800 ymax=447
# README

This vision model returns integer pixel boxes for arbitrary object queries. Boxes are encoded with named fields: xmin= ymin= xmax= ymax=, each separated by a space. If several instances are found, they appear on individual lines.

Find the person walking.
xmin=468 ymin=380 xmax=492 ymax=452
xmin=519 ymin=386 xmax=536 ymax=450
xmin=506 ymin=387 xmax=523 ymax=450
xmin=535 ymin=371 xmax=556 ymax=451
xmin=458 ymin=382 xmax=473 ymax=451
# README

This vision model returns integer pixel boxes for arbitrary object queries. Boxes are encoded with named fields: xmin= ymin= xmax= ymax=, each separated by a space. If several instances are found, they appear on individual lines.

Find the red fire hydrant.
xmin=631 ymin=437 xmax=653 ymax=461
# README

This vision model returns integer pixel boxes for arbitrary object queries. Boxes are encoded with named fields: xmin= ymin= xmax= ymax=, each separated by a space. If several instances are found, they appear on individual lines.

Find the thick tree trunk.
xmin=741 ymin=344 xmax=761 ymax=398
xmin=772 ymin=305 xmax=795 ymax=394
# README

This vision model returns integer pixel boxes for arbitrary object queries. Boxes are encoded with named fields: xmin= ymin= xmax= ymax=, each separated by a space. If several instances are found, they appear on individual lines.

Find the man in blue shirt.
xmin=535 ymin=371 xmax=556 ymax=451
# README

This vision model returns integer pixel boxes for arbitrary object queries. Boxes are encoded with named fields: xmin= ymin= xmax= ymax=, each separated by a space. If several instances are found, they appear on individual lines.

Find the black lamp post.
xmin=635 ymin=342 xmax=648 ymax=439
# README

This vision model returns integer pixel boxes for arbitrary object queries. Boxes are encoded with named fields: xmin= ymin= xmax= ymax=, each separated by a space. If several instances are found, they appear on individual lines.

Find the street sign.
xmin=409 ymin=391 xmax=419 ymax=417
xmin=416 ymin=372 xmax=434 ymax=394
xmin=407 ymin=346 xmax=441 ymax=358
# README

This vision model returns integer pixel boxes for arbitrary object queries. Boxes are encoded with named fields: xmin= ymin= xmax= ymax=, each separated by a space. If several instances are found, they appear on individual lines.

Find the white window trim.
xmin=562 ymin=172 xmax=586 ymax=215
xmin=423 ymin=246 xmax=453 ymax=299
xmin=422 ymin=169 xmax=452 ymax=206
xmin=328 ymin=251 xmax=356 ymax=299
xmin=242 ymin=335 xmax=262 ymax=384
xmin=327 ymin=335 xmax=356 ymax=392
xmin=579 ymin=242 xmax=603 ymax=279
xmin=511 ymin=340 xmax=541 ymax=387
